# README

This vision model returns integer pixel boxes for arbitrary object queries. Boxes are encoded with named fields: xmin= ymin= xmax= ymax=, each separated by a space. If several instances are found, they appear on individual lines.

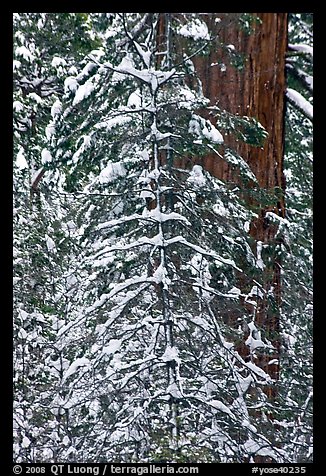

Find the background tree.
xmin=277 ymin=12 xmax=313 ymax=462
xmin=13 ymin=12 xmax=313 ymax=463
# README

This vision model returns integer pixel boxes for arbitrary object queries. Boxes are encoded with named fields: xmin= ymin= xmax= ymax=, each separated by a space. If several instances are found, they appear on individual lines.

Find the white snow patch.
xmin=51 ymin=99 xmax=62 ymax=118
xmin=189 ymin=114 xmax=223 ymax=144
xmin=28 ymin=92 xmax=42 ymax=103
xmin=51 ymin=56 xmax=67 ymax=67
xmin=106 ymin=56 xmax=176 ymax=89
xmin=152 ymin=263 xmax=171 ymax=289
xmin=103 ymin=339 xmax=122 ymax=355
xmin=161 ymin=346 xmax=180 ymax=363
xmin=41 ymin=148 xmax=52 ymax=164
xmin=245 ymin=362 xmax=272 ymax=382
xmin=134 ymin=41 xmax=151 ymax=68
xmin=178 ymin=19 xmax=210 ymax=40
xmin=289 ymin=43 xmax=313 ymax=56
xmin=18 ymin=328 xmax=27 ymax=339
xmin=15 ymin=45 xmax=34 ymax=62
xmin=237 ymin=375 xmax=253 ymax=394
xmin=245 ymin=335 xmax=266 ymax=351
xmin=73 ymin=80 xmax=94 ymax=105
xmin=244 ymin=221 xmax=250 ymax=232
xmin=228 ymin=286 xmax=241 ymax=298
xmin=213 ymin=202 xmax=228 ymax=217
xmin=64 ymin=77 xmax=79 ymax=94
xmin=76 ymin=61 xmax=97 ymax=81
xmin=62 ymin=357 xmax=90 ymax=382
xmin=95 ymin=115 xmax=131 ymax=131
xmin=13 ymin=100 xmax=24 ymax=112
xmin=89 ymin=49 xmax=105 ymax=59
xmin=256 ymin=241 xmax=265 ymax=270
xmin=46 ymin=122 xmax=56 ymax=140
xmin=166 ymin=382 xmax=183 ymax=398
xmin=99 ymin=162 xmax=126 ymax=184
xmin=127 ymin=89 xmax=142 ymax=109
xmin=16 ymin=148 xmax=28 ymax=170
xmin=13 ymin=60 xmax=21 ymax=70
xmin=286 ymin=88 xmax=313 ymax=119
xmin=245 ymin=321 xmax=266 ymax=351
xmin=243 ymin=438 xmax=277 ymax=459
xmin=209 ymin=399 xmax=233 ymax=416
xmin=45 ymin=234 xmax=56 ymax=253
xmin=187 ymin=165 xmax=206 ymax=187
xmin=247 ymin=285 xmax=264 ymax=299
xmin=22 ymin=436 xmax=31 ymax=448
xmin=144 ymin=207 xmax=191 ymax=225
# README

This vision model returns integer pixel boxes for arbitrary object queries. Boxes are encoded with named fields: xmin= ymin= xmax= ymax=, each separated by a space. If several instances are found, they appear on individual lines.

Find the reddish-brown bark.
xmin=157 ymin=14 xmax=287 ymax=390
xmin=179 ymin=14 xmax=288 ymax=389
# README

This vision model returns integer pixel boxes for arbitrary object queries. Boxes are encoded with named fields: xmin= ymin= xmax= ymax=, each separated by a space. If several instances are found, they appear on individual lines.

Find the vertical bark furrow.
xmin=192 ymin=13 xmax=288 ymax=384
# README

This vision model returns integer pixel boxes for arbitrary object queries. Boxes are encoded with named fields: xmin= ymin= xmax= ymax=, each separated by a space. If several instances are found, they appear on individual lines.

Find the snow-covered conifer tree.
xmin=37 ymin=13 xmax=286 ymax=462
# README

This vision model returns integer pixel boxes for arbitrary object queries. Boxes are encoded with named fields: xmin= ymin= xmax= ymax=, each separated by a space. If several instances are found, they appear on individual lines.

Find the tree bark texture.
xmin=156 ymin=13 xmax=287 ymax=389
xmin=193 ymin=13 xmax=288 ymax=388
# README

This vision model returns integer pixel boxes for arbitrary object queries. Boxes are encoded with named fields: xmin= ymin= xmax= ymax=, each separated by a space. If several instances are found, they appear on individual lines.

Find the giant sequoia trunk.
xmin=193 ymin=13 xmax=288 ymax=388
xmin=156 ymin=13 xmax=287 ymax=386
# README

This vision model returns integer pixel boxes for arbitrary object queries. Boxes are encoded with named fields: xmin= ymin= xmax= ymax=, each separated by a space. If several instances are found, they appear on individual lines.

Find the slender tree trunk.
xmin=192 ymin=13 xmax=288 ymax=385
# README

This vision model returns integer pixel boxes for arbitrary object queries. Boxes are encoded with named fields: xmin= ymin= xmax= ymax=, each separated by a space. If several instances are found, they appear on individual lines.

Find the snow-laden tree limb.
xmin=288 ymin=43 xmax=313 ymax=56
xmin=286 ymin=87 xmax=313 ymax=120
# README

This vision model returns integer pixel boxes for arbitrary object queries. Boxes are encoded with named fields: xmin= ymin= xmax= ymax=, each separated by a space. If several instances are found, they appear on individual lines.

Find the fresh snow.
xmin=288 ymin=43 xmax=313 ymax=56
xmin=15 ymin=45 xmax=34 ymax=62
xmin=51 ymin=99 xmax=62 ymax=118
xmin=99 ymin=161 xmax=126 ymax=184
xmin=22 ymin=436 xmax=31 ymax=448
xmin=166 ymin=382 xmax=183 ymax=398
xmin=134 ymin=41 xmax=151 ymax=68
xmin=62 ymin=357 xmax=90 ymax=383
xmin=45 ymin=122 xmax=56 ymax=140
xmin=161 ymin=346 xmax=180 ymax=363
xmin=95 ymin=115 xmax=131 ymax=131
xmin=16 ymin=148 xmax=28 ymax=170
xmin=256 ymin=241 xmax=265 ymax=270
xmin=209 ymin=399 xmax=234 ymax=417
xmin=45 ymin=234 xmax=56 ymax=252
xmin=28 ymin=92 xmax=42 ymax=103
xmin=41 ymin=148 xmax=52 ymax=164
xmin=152 ymin=263 xmax=171 ymax=288
xmin=104 ymin=58 xmax=176 ymax=90
xmin=187 ymin=165 xmax=206 ymax=187
xmin=178 ymin=19 xmax=210 ymax=41
xmin=189 ymin=114 xmax=223 ymax=144
xmin=73 ymin=80 xmax=95 ymax=106
xmin=64 ymin=77 xmax=79 ymax=94
xmin=13 ymin=100 xmax=24 ymax=112
xmin=127 ymin=89 xmax=142 ymax=109
xmin=286 ymin=88 xmax=313 ymax=119
xmin=18 ymin=328 xmax=27 ymax=340
xmin=51 ymin=56 xmax=67 ymax=67
xmin=103 ymin=339 xmax=122 ymax=355
xmin=245 ymin=362 xmax=272 ymax=382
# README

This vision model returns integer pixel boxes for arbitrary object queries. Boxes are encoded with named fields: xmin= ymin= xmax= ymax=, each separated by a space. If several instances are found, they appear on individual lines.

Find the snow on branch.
xmin=286 ymin=63 xmax=313 ymax=92
xmin=286 ymin=88 xmax=313 ymax=120
xmin=166 ymin=235 xmax=242 ymax=271
xmin=89 ymin=54 xmax=176 ymax=92
xmin=97 ymin=208 xmax=190 ymax=231
xmin=288 ymin=43 xmax=313 ymax=56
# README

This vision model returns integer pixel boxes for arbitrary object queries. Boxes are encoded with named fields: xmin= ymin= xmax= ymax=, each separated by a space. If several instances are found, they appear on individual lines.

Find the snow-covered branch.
xmin=286 ymin=87 xmax=313 ymax=120
xmin=288 ymin=43 xmax=313 ymax=57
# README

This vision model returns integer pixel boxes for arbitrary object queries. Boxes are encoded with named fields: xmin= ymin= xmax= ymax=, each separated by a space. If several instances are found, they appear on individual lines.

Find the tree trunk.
xmin=193 ymin=13 xmax=288 ymax=386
